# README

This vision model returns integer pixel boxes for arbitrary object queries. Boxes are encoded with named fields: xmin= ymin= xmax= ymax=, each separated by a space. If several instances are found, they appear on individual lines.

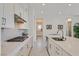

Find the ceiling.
xmin=13 ymin=3 xmax=79 ymax=21
xmin=28 ymin=3 xmax=79 ymax=18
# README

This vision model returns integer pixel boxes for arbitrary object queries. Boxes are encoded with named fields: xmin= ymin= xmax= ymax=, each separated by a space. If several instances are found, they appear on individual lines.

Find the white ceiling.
xmin=28 ymin=3 xmax=79 ymax=18
xmin=13 ymin=3 xmax=79 ymax=21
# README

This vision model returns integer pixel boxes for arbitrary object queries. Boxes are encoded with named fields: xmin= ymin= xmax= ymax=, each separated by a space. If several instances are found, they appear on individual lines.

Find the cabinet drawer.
xmin=54 ymin=44 xmax=70 ymax=56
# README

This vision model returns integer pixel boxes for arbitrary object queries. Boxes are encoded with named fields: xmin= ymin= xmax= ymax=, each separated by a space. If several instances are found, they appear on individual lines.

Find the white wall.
xmin=33 ymin=9 xmax=67 ymax=39
xmin=30 ymin=3 xmax=79 ymax=39
xmin=44 ymin=16 xmax=66 ymax=35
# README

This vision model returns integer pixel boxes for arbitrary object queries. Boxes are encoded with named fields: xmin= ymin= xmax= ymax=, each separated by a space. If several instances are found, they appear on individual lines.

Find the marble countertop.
xmin=1 ymin=36 xmax=32 ymax=56
xmin=47 ymin=35 xmax=79 ymax=56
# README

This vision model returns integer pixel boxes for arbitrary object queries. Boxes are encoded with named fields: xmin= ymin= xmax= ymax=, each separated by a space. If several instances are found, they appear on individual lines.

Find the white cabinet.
xmin=1 ymin=4 xmax=14 ymax=28
xmin=14 ymin=4 xmax=21 ymax=17
xmin=0 ymin=4 xmax=3 ymax=27
xmin=1 ymin=4 xmax=29 ymax=29
xmin=48 ymin=39 xmax=54 ymax=56
xmin=14 ymin=4 xmax=29 ymax=29
xmin=16 ymin=43 xmax=30 ymax=56
xmin=0 ymin=4 xmax=5 ymax=28
xmin=16 ymin=37 xmax=33 ymax=56
xmin=14 ymin=4 xmax=28 ymax=20
xmin=48 ymin=38 xmax=70 ymax=56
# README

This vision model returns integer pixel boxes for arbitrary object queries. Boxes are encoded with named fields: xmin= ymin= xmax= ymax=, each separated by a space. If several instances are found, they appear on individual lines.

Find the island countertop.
xmin=47 ymin=35 xmax=79 ymax=56
xmin=1 ymin=36 xmax=32 ymax=56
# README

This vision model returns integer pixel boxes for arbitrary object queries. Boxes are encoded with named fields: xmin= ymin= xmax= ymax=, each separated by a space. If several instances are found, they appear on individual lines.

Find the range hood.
xmin=14 ymin=14 xmax=26 ymax=23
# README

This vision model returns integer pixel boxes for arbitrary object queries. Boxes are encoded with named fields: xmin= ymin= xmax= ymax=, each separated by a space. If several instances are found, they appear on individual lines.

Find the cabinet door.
xmin=48 ymin=39 xmax=51 ymax=55
xmin=21 ymin=7 xmax=29 ymax=29
xmin=16 ymin=44 xmax=29 ymax=56
xmin=48 ymin=43 xmax=51 ymax=55
xmin=53 ymin=43 xmax=69 ymax=56
xmin=14 ymin=4 xmax=21 ymax=16
xmin=0 ymin=4 xmax=3 ymax=27
xmin=14 ymin=4 xmax=24 ymax=17
xmin=3 ymin=4 xmax=14 ymax=28
xmin=23 ymin=9 xmax=29 ymax=29
xmin=16 ymin=38 xmax=33 ymax=56
xmin=48 ymin=39 xmax=55 ymax=56
xmin=48 ymin=39 xmax=62 ymax=56
xmin=54 ymin=45 xmax=62 ymax=56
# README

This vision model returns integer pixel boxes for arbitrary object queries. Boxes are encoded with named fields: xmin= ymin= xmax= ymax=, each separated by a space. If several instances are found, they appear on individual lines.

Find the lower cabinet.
xmin=48 ymin=39 xmax=71 ymax=56
xmin=16 ymin=44 xmax=30 ymax=56
xmin=16 ymin=38 xmax=33 ymax=56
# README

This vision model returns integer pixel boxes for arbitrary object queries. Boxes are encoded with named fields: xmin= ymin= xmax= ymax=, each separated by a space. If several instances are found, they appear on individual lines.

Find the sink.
xmin=6 ymin=36 xmax=28 ymax=42
xmin=52 ymin=37 xmax=65 ymax=41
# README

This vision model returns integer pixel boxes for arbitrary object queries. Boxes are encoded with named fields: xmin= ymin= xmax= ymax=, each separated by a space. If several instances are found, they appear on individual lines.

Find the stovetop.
xmin=6 ymin=36 xmax=28 ymax=42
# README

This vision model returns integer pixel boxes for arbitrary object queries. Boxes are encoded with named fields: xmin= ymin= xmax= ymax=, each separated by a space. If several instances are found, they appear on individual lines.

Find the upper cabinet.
xmin=14 ymin=4 xmax=22 ymax=17
xmin=1 ymin=4 xmax=14 ymax=28
xmin=0 ymin=4 xmax=3 ymax=27
xmin=1 ymin=4 xmax=29 ymax=29
xmin=14 ymin=4 xmax=29 ymax=29
xmin=14 ymin=4 xmax=28 ymax=20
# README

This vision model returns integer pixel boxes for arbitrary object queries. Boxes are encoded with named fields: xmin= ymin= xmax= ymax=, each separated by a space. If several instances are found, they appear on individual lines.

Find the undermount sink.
xmin=52 ymin=37 xmax=65 ymax=41
xmin=6 ymin=36 xmax=28 ymax=42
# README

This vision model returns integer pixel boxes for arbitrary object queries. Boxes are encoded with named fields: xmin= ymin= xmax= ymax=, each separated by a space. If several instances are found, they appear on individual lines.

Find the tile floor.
xmin=29 ymin=38 xmax=48 ymax=56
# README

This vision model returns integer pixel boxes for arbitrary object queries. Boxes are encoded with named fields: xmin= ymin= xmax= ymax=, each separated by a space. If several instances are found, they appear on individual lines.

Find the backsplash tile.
xmin=1 ymin=28 xmax=24 ymax=41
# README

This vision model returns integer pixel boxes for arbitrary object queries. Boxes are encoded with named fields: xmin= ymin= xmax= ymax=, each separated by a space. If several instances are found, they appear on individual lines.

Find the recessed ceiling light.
xmin=68 ymin=4 xmax=72 ymax=6
xmin=42 ymin=3 xmax=46 ymax=6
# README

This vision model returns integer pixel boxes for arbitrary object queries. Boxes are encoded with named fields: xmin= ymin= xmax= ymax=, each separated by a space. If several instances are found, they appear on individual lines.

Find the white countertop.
xmin=1 ymin=36 xmax=32 ymax=56
xmin=47 ymin=35 xmax=79 ymax=56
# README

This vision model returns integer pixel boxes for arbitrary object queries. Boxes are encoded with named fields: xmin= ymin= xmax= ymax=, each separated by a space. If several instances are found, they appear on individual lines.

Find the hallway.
xmin=29 ymin=38 xmax=48 ymax=56
xmin=30 ymin=47 xmax=48 ymax=56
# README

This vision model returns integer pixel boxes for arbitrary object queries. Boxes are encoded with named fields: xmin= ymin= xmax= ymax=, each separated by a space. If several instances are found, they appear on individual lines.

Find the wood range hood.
xmin=14 ymin=14 xmax=26 ymax=23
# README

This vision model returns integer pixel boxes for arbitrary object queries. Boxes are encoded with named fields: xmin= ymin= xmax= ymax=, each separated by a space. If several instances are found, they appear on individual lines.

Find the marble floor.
xmin=29 ymin=38 xmax=48 ymax=56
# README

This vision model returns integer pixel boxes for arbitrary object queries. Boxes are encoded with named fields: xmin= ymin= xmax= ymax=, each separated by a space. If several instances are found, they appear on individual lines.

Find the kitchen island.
xmin=1 ymin=36 xmax=33 ymax=56
xmin=47 ymin=35 xmax=79 ymax=56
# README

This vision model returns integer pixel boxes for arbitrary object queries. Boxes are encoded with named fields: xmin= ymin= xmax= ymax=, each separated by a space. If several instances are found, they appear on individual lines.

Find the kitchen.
xmin=0 ymin=3 xmax=79 ymax=56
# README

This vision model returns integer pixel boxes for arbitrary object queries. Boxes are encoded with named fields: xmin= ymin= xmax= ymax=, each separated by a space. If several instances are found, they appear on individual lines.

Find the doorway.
xmin=36 ymin=18 xmax=44 ymax=40
xmin=67 ymin=17 xmax=72 ymax=36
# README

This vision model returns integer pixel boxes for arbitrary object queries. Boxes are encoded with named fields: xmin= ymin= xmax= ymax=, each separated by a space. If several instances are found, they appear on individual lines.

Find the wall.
xmin=31 ymin=4 xmax=67 ymax=40
xmin=34 ymin=12 xmax=67 ymax=39
xmin=30 ymin=4 xmax=79 ymax=40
